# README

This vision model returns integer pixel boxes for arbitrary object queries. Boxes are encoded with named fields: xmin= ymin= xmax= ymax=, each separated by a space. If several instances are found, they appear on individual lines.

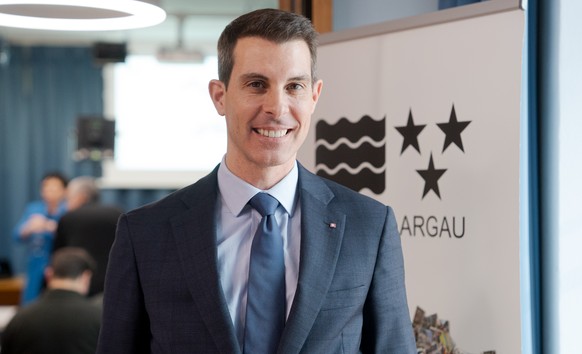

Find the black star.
xmin=437 ymin=105 xmax=471 ymax=152
xmin=395 ymin=109 xmax=426 ymax=154
xmin=416 ymin=153 xmax=447 ymax=199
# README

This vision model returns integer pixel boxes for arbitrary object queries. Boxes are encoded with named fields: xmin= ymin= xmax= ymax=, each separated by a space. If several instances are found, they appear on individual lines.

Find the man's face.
xmin=210 ymin=37 xmax=322 ymax=182
xmin=65 ymin=182 xmax=88 ymax=211
xmin=41 ymin=177 xmax=66 ymax=205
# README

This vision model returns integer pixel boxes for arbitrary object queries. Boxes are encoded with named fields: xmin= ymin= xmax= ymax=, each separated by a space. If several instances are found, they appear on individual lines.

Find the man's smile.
xmin=254 ymin=128 xmax=290 ymax=138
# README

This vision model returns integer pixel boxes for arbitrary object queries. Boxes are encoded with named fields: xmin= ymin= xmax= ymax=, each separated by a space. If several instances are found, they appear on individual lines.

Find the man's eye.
xmin=287 ymin=83 xmax=304 ymax=91
xmin=249 ymin=81 xmax=264 ymax=88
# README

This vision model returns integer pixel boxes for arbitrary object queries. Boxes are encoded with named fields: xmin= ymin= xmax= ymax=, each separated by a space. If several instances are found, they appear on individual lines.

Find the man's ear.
xmin=310 ymin=79 xmax=323 ymax=113
xmin=81 ymin=270 xmax=92 ymax=286
xmin=75 ymin=270 xmax=93 ymax=296
xmin=208 ymin=79 xmax=227 ymax=116
xmin=44 ymin=267 xmax=54 ymax=283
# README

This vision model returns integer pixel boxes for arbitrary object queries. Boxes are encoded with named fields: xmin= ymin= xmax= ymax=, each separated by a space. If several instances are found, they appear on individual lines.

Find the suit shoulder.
xmin=123 ymin=188 xmax=185 ymax=219
xmin=319 ymin=174 xmax=390 ymax=210
xmin=298 ymin=165 xmax=394 ymax=222
xmin=125 ymin=170 xmax=217 ymax=219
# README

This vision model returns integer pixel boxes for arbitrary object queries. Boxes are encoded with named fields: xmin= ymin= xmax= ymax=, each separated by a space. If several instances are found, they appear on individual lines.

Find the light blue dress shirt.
xmin=216 ymin=159 xmax=301 ymax=346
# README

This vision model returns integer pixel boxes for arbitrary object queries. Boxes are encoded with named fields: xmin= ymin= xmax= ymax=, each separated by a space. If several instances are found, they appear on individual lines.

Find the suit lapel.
xmin=170 ymin=169 xmax=241 ymax=354
xmin=279 ymin=166 xmax=346 ymax=354
xmin=166 ymin=165 xmax=346 ymax=354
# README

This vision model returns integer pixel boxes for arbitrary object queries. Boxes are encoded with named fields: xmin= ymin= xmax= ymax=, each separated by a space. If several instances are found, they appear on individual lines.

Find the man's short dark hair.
xmin=217 ymin=8 xmax=319 ymax=88
xmin=51 ymin=247 xmax=96 ymax=279
xmin=42 ymin=171 xmax=68 ymax=188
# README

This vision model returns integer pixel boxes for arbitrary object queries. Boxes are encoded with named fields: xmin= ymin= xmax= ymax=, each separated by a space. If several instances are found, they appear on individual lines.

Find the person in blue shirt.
xmin=13 ymin=172 xmax=68 ymax=305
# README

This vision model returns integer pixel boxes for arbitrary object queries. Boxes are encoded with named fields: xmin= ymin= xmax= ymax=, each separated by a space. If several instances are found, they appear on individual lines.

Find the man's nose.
xmin=263 ymin=89 xmax=289 ymax=117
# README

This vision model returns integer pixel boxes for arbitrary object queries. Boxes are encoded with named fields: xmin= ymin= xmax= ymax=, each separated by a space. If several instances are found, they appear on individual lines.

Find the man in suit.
xmin=1 ymin=247 xmax=101 ymax=354
xmin=53 ymin=176 xmax=122 ymax=297
xmin=97 ymin=8 xmax=416 ymax=354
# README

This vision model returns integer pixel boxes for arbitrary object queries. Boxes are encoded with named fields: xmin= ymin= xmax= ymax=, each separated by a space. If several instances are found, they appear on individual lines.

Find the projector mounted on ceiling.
xmin=156 ymin=14 xmax=204 ymax=63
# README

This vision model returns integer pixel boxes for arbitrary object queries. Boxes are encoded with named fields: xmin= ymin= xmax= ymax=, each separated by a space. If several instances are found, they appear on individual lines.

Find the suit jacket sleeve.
xmin=96 ymin=214 xmax=151 ymax=354
xmin=360 ymin=206 xmax=416 ymax=353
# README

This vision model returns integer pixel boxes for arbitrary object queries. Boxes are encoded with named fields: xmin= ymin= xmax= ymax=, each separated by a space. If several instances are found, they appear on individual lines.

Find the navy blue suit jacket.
xmin=97 ymin=164 xmax=416 ymax=353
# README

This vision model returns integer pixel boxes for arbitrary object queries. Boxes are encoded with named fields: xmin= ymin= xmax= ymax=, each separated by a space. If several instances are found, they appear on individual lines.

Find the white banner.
xmin=299 ymin=9 xmax=525 ymax=354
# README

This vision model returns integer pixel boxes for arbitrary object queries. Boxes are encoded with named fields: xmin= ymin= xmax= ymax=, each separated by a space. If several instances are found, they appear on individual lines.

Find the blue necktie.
xmin=244 ymin=192 xmax=286 ymax=354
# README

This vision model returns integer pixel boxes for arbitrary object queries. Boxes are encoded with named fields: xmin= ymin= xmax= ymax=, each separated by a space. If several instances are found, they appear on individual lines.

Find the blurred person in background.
xmin=12 ymin=172 xmax=68 ymax=305
xmin=53 ymin=176 xmax=123 ymax=299
xmin=0 ymin=247 xmax=101 ymax=354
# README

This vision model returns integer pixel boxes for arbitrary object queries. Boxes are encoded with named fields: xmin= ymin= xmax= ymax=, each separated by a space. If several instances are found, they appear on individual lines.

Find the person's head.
xmin=45 ymin=247 xmax=96 ymax=295
xmin=40 ymin=172 xmax=68 ymax=206
xmin=209 ymin=9 xmax=323 ymax=188
xmin=66 ymin=176 xmax=99 ymax=211
xmin=217 ymin=8 xmax=319 ymax=89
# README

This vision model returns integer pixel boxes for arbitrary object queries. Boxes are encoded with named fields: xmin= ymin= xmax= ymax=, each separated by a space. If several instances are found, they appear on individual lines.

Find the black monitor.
xmin=76 ymin=116 xmax=115 ymax=160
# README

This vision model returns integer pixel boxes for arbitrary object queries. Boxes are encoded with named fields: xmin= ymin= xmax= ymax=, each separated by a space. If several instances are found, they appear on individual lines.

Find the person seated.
xmin=0 ymin=247 xmax=101 ymax=354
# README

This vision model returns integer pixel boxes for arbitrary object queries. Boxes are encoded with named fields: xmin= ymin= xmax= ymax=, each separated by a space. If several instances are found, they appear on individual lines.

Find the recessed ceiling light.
xmin=0 ymin=0 xmax=166 ymax=31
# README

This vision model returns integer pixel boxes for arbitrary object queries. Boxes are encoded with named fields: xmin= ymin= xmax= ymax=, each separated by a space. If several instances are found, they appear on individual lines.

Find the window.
xmin=100 ymin=55 xmax=226 ymax=188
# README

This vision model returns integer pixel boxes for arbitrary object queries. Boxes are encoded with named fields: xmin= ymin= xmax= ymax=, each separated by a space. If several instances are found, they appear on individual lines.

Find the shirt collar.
xmin=217 ymin=157 xmax=298 ymax=217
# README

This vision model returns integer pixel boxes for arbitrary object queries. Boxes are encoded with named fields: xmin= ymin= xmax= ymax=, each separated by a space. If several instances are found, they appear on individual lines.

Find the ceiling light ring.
xmin=0 ymin=0 xmax=166 ymax=31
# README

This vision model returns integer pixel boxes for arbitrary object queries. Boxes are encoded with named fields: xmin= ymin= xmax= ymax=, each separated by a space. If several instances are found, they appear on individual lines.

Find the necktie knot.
xmin=249 ymin=193 xmax=279 ymax=217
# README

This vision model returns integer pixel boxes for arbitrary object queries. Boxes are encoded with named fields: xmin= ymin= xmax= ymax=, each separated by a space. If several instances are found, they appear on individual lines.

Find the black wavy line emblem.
xmin=315 ymin=115 xmax=385 ymax=145
xmin=316 ymin=168 xmax=386 ymax=195
xmin=316 ymin=142 xmax=385 ymax=170
xmin=315 ymin=115 xmax=386 ymax=194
